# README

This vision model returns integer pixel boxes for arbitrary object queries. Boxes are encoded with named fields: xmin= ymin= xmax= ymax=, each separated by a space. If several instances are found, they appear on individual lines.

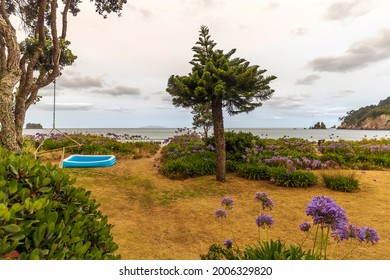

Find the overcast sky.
xmin=25 ymin=0 xmax=390 ymax=128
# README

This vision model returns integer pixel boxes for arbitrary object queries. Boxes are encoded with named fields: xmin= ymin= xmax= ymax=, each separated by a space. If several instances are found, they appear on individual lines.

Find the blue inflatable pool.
xmin=62 ymin=155 xmax=116 ymax=168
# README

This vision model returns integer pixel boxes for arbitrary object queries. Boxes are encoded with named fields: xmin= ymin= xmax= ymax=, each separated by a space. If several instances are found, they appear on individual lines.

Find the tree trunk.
xmin=211 ymin=98 xmax=226 ymax=182
xmin=0 ymin=81 xmax=19 ymax=151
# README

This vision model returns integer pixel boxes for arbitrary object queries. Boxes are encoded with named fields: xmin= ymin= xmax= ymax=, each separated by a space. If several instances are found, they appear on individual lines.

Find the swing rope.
xmin=34 ymin=79 xmax=82 ymax=166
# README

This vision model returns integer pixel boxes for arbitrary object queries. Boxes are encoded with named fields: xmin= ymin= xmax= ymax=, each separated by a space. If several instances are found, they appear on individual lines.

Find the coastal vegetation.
xmin=0 ymin=147 xmax=120 ymax=260
xmin=338 ymin=96 xmax=390 ymax=129
xmin=1 ymin=130 xmax=389 ymax=260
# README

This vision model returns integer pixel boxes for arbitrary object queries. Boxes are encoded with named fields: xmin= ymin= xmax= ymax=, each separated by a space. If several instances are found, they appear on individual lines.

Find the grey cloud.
xmin=296 ymin=74 xmax=321 ymax=85
xmin=101 ymin=107 xmax=136 ymax=112
xmin=265 ymin=94 xmax=308 ymax=109
xmin=38 ymin=103 xmax=94 ymax=111
xmin=309 ymin=29 xmax=390 ymax=72
xmin=161 ymin=95 xmax=173 ymax=102
xmin=264 ymin=1 xmax=279 ymax=10
xmin=94 ymin=85 xmax=141 ymax=96
xmin=126 ymin=4 xmax=153 ymax=19
xmin=290 ymin=27 xmax=309 ymax=36
xmin=57 ymin=72 xmax=105 ymax=89
xmin=324 ymin=0 xmax=369 ymax=20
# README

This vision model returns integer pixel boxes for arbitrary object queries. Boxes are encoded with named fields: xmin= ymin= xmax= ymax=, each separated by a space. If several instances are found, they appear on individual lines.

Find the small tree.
xmin=191 ymin=103 xmax=213 ymax=139
xmin=167 ymin=26 xmax=276 ymax=182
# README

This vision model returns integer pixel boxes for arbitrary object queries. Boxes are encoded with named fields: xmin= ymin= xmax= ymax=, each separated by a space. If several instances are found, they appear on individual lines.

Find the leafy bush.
xmin=0 ymin=148 xmax=120 ymax=260
xmin=270 ymin=167 xmax=318 ymax=188
xmin=236 ymin=163 xmax=272 ymax=180
xmin=206 ymin=131 xmax=264 ymax=161
xmin=322 ymin=173 xmax=360 ymax=192
xmin=159 ymin=152 xmax=216 ymax=179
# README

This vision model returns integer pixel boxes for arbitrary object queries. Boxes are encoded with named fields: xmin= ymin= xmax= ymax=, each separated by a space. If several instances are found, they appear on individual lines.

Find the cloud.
xmin=38 ymin=103 xmax=94 ymax=111
xmin=324 ymin=0 xmax=370 ymax=20
xmin=308 ymin=29 xmax=390 ymax=72
xmin=126 ymin=4 xmax=153 ymax=19
xmin=101 ymin=107 xmax=136 ymax=112
xmin=296 ymin=74 xmax=321 ymax=85
xmin=264 ymin=1 xmax=279 ymax=10
xmin=57 ymin=72 xmax=105 ymax=89
xmin=290 ymin=27 xmax=309 ymax=36
xmin=93 ymin=85 xmax=141 ymax=96
xmin=265 ymin=94 xmax=308 ymax=109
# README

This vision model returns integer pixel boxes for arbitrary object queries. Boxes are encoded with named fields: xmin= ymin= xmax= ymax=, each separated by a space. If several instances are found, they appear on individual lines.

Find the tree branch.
xmin=61 ymin=0 xmax=71 ymax=39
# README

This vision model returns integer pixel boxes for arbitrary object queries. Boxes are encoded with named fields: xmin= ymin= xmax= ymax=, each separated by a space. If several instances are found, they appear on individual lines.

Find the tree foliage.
xmin=191 ymin=103 xmax=213 ymax=139
xmin=167 ymin=26 xmax=276 ymax=182
xmin=0 ymin=0 xmax=126 ymax=151
xmin=167 ymin=26 xmax=276 ymax=115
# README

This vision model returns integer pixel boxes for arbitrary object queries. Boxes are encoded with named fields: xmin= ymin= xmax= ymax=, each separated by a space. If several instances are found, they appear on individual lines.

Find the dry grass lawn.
xmin=64 ymin=153 xmax=390 ymax=260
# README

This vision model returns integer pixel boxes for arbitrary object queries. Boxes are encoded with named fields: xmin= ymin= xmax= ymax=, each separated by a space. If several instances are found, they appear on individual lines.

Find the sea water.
xmin=23 ymin=127 xmax=390 ymax=142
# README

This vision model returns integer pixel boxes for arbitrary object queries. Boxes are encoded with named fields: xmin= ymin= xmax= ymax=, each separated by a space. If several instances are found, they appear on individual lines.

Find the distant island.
xmin=338 ymin=97 xmax=390 ymax=130
xmin=309 ymin=122 xmax=326 ymax=129
xmin=25 ymin=123 xmax=43 ymax=129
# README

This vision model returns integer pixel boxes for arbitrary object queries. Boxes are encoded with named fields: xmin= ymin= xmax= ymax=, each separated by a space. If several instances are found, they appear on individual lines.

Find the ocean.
xmin=23 ymin=127 xmax=390 ymax=142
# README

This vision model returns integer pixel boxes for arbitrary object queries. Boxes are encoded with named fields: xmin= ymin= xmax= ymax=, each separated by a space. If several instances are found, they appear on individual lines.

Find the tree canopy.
xmin=167 ymin=25 xmax=276 ymax=182
xmin=0 ymin=0 xmax=127 ymax=151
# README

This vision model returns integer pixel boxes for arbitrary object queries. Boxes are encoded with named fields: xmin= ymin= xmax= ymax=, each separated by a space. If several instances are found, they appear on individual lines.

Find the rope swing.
xmin=34 ymin=78 xmax=82 ymax=167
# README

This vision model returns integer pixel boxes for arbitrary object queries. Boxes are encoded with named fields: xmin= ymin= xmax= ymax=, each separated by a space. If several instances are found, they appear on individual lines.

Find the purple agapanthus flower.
xmin=215 ymin=209 xmax=227 ymax=219
xmin=256 ymin=214 xmax=274 ymax=229
xmin=332 ymin=224 xmax=358 ymax=242
xmin=356 ymin=226 xmax=379 ymax=245
xmin=224 ymin=239 xmax=233 ymax=249
xmin=221 ymin=197 xmax=234 ymax=210
xmin=255 ymin=192 xmax=275 ymax=210
xmin=306 ymin=196 xmax=348 ymax=231
xmin=299 ymin=222 xmax=312 ymax=232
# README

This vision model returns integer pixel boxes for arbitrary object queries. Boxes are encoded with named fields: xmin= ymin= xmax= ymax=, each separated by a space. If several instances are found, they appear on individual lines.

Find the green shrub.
xmin=322 ymin=173 xmax=360 ymax=192
xmin=0 ymin=148 xmax=120 ymax=260
xmin=207 ymin=131 xmax=264 ymax=161
xmin=320 ymin=153 xmax=347 ymax=166
xmin=159 ymin=152 xmax=216 ymax=179
xmin=236 ymin=164 xmax=272 ymax=180
xmin=270 ymin=167 xmax=318 ymax=188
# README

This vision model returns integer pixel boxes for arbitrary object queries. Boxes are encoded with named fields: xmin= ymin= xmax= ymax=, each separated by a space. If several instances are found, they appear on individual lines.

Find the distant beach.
xmin=23 ymin=127 xmax=390 ymax=142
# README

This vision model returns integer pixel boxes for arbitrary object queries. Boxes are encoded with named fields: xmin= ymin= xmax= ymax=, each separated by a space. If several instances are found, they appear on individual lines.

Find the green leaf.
xmin=10 ymin=233 xmax=26 ymax=241
xmin=9 ymin=180 xmax=18 ymax=194
xmin=0 ymin=180 xmax=6 ymax=188
xmin=42 ymin=178 xmax=51 ymax=186
xmin=2 ymin=224 xmax=21 ymax=233
xmin=29 ymin=248 xmax=40 ymax=260
xmin=39 ymin=187 xmax=52 ymax=193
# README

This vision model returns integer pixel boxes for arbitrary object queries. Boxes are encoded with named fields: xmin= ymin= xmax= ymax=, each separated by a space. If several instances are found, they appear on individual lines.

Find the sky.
xmin=23 ymin=0 xmax=390 ymax=129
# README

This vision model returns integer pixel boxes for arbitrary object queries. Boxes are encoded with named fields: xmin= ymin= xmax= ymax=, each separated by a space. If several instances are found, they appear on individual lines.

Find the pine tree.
xmin=167 ymin=26 xmax=276 ymax=182
xmin=191 ymin=103 xmax=213 ymax=139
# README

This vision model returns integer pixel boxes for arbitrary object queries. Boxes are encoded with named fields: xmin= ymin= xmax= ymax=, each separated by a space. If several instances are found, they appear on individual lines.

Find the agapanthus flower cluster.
xmin=332 ymin=224 xmax=379 ymax=245
xmin=306 ymin=196 xmax=348 ymax=231
xmin=256 ymin=214 xmax=274 ymax=229
xmin=255 ymin=192 xmax=274 ymax=210
xmin=221 ymin=197 xmax=234 ymax=210
xmin=223 ymin=238 xmax=233 ymax=249
xmin=215 ymin=209 xmax=227 ymax=219
xmin=299 ymin=222 xmax=312 ymax=232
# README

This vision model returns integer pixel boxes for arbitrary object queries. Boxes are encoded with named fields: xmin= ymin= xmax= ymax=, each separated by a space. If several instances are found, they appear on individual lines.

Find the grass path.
xmin=65 ymin=153 xmax=390 ymax=260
